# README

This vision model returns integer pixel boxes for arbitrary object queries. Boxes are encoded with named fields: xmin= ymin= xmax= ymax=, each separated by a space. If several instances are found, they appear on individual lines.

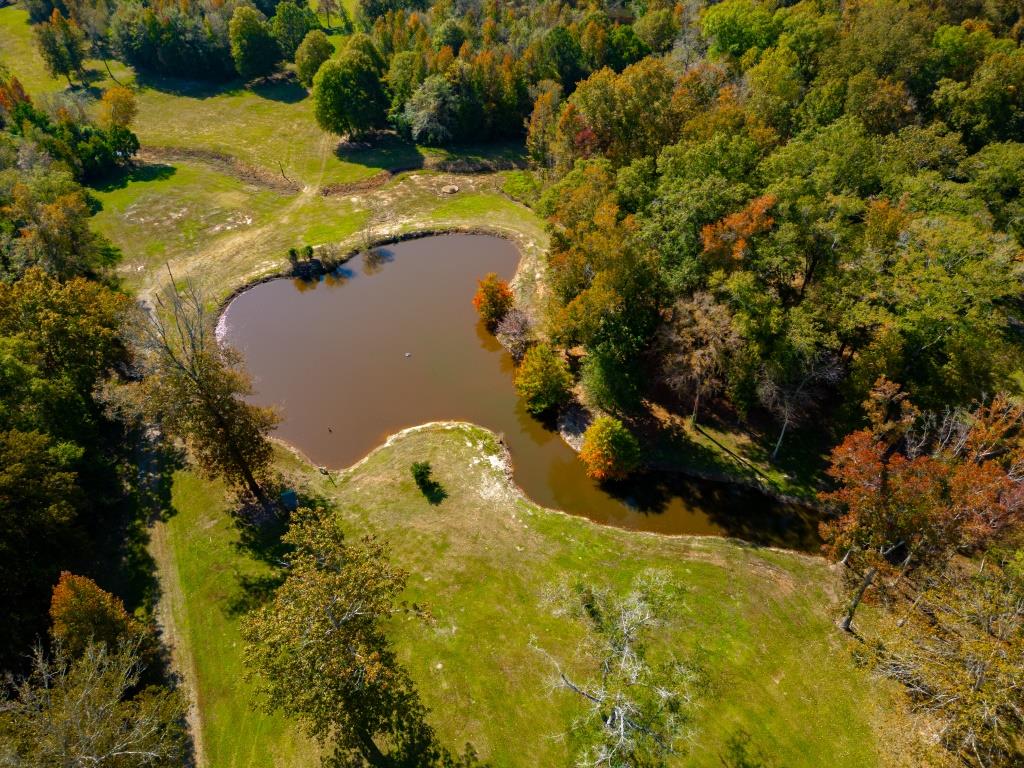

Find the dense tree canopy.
xmin=313 ymin=46 xmax=388 ymax=138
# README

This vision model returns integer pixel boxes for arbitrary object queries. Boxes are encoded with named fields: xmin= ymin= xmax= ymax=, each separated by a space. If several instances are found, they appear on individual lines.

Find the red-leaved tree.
xmin=821 ymin=378 xmax=1024 ymax=631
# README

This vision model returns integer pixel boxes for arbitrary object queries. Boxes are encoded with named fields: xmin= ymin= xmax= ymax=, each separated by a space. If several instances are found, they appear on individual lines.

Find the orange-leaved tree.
xmin=472 ymin=272 xmax=514 ymax=329
xmin=579 ymin=415 xmax=641 ymax=481
xmin=700 ymin=194 xmax=777 ymax=264
xmin=50 ymin=572 xmax=147 ymax=658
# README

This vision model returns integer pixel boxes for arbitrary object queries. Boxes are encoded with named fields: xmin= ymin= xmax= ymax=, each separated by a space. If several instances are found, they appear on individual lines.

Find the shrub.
xmin=472 ymin=272 xmax=514 ymax=328
xmin=502 ymin=170 xmax=542 ymax=206
xmin=514 ymin=343 xmax=572 ymax=414
xmin=579 ymin=415 xmax=641 ymax=481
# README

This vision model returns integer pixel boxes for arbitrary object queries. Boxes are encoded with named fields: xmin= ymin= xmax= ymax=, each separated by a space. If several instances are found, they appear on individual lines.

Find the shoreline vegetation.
xmin=218 ymin=227 xmax=820 ymax=508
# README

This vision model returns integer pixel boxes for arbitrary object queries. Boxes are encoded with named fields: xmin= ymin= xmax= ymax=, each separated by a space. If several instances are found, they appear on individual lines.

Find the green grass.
xmin=89 ymin=159 xmax=545 ymax=297
xmin=3 ymin=11 xmax=911 ymax=762
xmin=161 ymin=473 xmax=316 ymax=768
xmin=0 ymin=6 xmax=524 ymax=189
xmin=162 ymin=424 xmax=906 ymax=768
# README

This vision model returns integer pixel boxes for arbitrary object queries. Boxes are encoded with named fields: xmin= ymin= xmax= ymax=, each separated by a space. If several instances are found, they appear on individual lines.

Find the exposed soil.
xmin=136 ymin=147 xmax=302 ymax=194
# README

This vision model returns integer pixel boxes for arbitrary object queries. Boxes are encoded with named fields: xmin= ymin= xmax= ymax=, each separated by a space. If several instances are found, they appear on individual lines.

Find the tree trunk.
xmin=691 ymin=387 xmax=701 ymax=424
xmin=203 ymin=395 xmax=271 ymax=508
xmin=324 ymin=5 xmax=331 ymax=30
xmin=102 ymin=57 xmax=122 ymax=85
xmin=771 ymin=416 xmax=789 ymax=460
xmin=236 ymin=452 xmax=271 ymax=508
xmin=354 ymin=727 xmax=391 ymax=768
xmin=840 ymin=567 xmax=876 ymax=633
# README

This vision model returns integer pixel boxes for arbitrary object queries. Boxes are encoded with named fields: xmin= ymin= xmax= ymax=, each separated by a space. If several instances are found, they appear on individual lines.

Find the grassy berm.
xmin=160 ymin=422 xmax=911 ymax=768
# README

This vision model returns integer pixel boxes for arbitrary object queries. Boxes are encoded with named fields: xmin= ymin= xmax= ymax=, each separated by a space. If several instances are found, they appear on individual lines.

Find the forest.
xmin=2 ymin=0 xmax=1024 ymax=766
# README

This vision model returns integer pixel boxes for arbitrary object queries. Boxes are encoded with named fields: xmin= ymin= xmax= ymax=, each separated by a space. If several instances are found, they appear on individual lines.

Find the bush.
xmin=514 ymin=343 xmax=572 ymax=415
xmin=472 ymin=272 xmax=514 ymax=328
xmin=579 ymin=415 xmax=641 ymax=481
xmin=502 ymin=170 xmax=542 ymax=206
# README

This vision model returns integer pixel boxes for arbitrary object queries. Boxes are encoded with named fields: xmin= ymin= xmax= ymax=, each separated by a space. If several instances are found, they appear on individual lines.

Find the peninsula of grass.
xmin=159 ymin=423 xmax=908 ymax=768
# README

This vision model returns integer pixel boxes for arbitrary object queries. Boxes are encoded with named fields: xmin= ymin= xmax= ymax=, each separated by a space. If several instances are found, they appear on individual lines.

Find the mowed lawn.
xmin=0 ymin=6 xmax=524 ymax=188
xmin=163 ymin=424 xmax=906 ymax=768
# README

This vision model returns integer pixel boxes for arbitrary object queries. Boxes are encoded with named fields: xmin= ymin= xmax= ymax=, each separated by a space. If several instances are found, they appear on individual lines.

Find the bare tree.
xmin=133 ymin=269 xmax=279 ymax=506
xmin=658 ymin=292 xmax=739 ymax=423
xmin=758 ymin=351 xmax=842 ymax=460
xmin=1 ymin=639 xmax=187 ymax=766
xmin=496 ymin=307 xmax=532 ymax=361
xmin=535 ymin=571 xmax=701 ymax=768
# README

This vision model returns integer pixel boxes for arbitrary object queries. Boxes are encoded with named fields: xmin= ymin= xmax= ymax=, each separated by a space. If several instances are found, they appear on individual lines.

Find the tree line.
xmin=0 ymin=74 xmax=281 ymax=761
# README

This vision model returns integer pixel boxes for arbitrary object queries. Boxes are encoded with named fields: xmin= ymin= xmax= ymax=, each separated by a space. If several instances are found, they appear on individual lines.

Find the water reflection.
xmin=223 ymin=234 xmax=817 ymax=548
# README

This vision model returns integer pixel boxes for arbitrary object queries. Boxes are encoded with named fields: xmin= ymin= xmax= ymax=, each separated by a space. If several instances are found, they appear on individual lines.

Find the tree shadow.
xmin=93 ymin=162 xmax=177 ymax=194
xmin=335 ymin=132 xmax=426 ymax=172
xmin=250 ymin=77 xmax=307 ymax=103
xmin=226 ymin=572 xmax=286 ymax=617
xmin=133 ymin=71 xmax=244 ymax=99
xmin=412 ymin=462 xmax=447 ymax=505
xmin=719 ymin=729 xmax=776 ymax=768
xmin=232 ymin=506 xmax=291 ymax=565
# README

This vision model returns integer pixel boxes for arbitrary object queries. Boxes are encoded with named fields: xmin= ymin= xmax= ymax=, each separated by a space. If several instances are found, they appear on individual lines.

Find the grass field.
xmin=0 ymin=5 xmax=523 ymax=188
xmin=162 ymin=424 xmax=909 ymax=768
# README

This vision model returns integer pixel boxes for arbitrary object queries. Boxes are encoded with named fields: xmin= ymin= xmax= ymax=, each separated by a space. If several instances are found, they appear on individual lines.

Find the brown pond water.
xmin=221 ymin=234 xmax=817 ymax=547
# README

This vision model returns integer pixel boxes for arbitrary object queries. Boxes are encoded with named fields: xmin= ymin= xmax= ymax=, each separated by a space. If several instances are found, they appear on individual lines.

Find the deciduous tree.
xmin=35 ymin=10 xmax=87 ymax=87
xmin=471 ymin=272 xmax=513 ymax=329
xmin=514 ymin=342 xmax=572 ymax=415
xmin=49 ymin=571 xmax=145 ymax=659
xmin=229 ymin=6 xmax=281 ymax=81
xmin=658 ymin=292 xmax=740 ymax=422
xmin=271 ymin=0 xmax=318 ymax=61
xmin=99 ymin=85 xmax=137 ymax=129
xmin=536 ymin=571 xmax=700 ymax=767
xmin=579 ymin=415 xmax=641 ymax=481
xmin=134 ymin=275 xmax=279 ymax=506
xmin=821 ymin=381 xmax=1024 ymax=631
xmin=313 ymin=50 xmax=388 ymax=138
xmin=874 ymin=552 xmax=1024 ymax=767
xmin=295 ymin=29 xmax=334 ymax=86
xmin=242 ymin=506 xmax=480 ymax=767
xmin=0 ymin=641 xmax=186 ymax=766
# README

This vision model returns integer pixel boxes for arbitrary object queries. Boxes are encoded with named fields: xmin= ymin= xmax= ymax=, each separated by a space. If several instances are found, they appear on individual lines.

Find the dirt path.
xmin=151 ymin=517 xmax=207 ymax=767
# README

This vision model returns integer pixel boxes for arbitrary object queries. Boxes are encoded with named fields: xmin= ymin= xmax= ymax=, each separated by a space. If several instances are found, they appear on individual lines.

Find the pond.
xmin=221 ymin=234 xmax=817 ymax=547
